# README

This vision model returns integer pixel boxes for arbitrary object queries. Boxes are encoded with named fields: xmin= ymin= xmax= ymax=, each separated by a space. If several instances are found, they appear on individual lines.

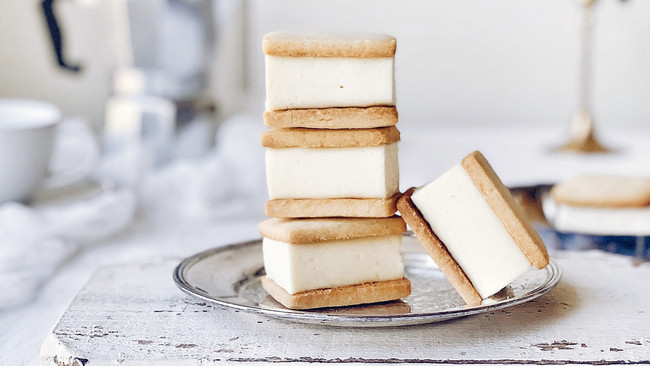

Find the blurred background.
xmin=2 ymin=0 xmax=650 ymax=131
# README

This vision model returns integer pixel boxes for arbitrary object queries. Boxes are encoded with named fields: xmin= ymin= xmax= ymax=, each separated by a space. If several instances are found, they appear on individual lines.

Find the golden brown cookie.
xmin=266 ymin=194 xmax=400 ymax=218
xmin=261 ymin=126 xmax=400 ymax=149
xmin=264 ymin=107 xmax=398 ymax=129
xmin=258 ymin=217 xmax=406 ymax=245
xmin=263 ymin=32 xmax=396 ymax=58
xmin=261 ymin=276 xmax=411 ymax=309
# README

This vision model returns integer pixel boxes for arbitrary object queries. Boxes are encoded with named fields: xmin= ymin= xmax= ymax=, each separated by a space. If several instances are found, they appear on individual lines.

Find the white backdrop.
xmin=247 ymin=0 xmax=650 ymax=129
xmin=1 ymin=0 xmax=649 ymax=129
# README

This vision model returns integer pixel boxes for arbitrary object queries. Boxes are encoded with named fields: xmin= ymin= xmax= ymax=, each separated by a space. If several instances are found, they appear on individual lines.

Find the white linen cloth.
xmin=0 ymin=189 xmax=136 ymax=309
xmin=0 ymin=113 xmax=268 ymax=311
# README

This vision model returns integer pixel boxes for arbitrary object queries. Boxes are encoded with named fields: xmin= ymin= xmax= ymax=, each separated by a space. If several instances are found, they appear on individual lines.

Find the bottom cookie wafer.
xmin=260 ymin=276 xmax=411 ymax=310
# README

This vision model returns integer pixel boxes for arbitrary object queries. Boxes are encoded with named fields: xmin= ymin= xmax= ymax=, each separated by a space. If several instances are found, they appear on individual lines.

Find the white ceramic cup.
xmin=0 ymin=99 xmax=97 ymax=203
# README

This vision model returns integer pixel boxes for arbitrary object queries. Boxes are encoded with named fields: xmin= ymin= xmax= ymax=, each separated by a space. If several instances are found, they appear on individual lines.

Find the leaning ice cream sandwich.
xmin=546 ymin=175 xmax=650 ymax=236
xmin=260 ymin=217 xmax=411 ymax=309
xmin=397 ymin=151 xmax=549 ymax=306
xmin=263 ymin=127 xmax=400 ymax=218
xmin=264 ymin=32 xmax=396 ymax=112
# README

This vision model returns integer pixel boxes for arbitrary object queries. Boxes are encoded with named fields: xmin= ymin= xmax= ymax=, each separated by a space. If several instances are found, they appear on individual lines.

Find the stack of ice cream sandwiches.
xmin=259 ymin=32 xmax=411 ymax=309
xmin=258 ymin=31 xmax=551 ymax=310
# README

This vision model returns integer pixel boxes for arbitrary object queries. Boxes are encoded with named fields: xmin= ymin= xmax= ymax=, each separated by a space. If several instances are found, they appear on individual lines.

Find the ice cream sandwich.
xmin=259 ymin=217 xmax=411 ymax=309
xmin=397 ymin=151 xmax=549 ymax=306
xmin=263 ymin=127 xmax=400 ymax=218
xmin=546 ymin=175 xmax=650 ymax=236
xmin=264 ymin=32 xmax=396 ymax=111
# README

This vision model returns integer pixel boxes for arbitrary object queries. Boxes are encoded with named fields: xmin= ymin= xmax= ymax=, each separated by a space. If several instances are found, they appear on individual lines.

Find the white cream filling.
xmin=262 ymin=235 xmax=404 ymax=294
xmin=265 ymin=56 xmax=395 ymax=110
xmin=412 ymin=164 xmax=532 ymax=299
xmin=266 ymin=143 xmax=399 ymax=199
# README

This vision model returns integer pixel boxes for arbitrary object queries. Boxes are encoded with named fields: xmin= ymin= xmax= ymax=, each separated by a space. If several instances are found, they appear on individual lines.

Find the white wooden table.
xmin=41 ymin=250 xmax=650 ymax=365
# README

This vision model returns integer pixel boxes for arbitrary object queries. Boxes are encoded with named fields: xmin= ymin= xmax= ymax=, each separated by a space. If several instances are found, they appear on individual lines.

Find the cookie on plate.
xmin=259 ymin=217 xmax=410 ymax=309
xmin=263 ymin=127 xmax=400 ymax=218
xmin=264 ymin=31 xmax=396 ymax=111
xmin=397 ymin=151 xmax=549 ymax=306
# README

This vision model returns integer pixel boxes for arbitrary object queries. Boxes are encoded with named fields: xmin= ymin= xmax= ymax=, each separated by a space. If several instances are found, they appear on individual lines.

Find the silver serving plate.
xmin=174 ymin=233 xmax=561 ymax=327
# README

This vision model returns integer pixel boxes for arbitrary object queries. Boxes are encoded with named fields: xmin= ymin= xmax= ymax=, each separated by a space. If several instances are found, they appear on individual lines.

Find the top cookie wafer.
xmin=551 ymin=175 xmax=650 ymax=208
xmin=263 ymin=32 xmax=396 ymax=58
xmin=259 ymin=217 xmax=406 ymax=244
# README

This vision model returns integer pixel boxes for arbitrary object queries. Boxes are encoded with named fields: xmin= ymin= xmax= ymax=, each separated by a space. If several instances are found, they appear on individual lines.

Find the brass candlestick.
xmin=556 ymin=0 xmax=612 ymax=153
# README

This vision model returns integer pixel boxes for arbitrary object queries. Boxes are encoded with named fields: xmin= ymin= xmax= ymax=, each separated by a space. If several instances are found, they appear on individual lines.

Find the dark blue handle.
xmin=40 ymin=0 xmax=82 ymax=73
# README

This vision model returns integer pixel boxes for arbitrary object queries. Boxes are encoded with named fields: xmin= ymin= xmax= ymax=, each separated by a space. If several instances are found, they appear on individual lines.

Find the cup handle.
xmin=43 ymin=119 xmax=100 ymax=190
